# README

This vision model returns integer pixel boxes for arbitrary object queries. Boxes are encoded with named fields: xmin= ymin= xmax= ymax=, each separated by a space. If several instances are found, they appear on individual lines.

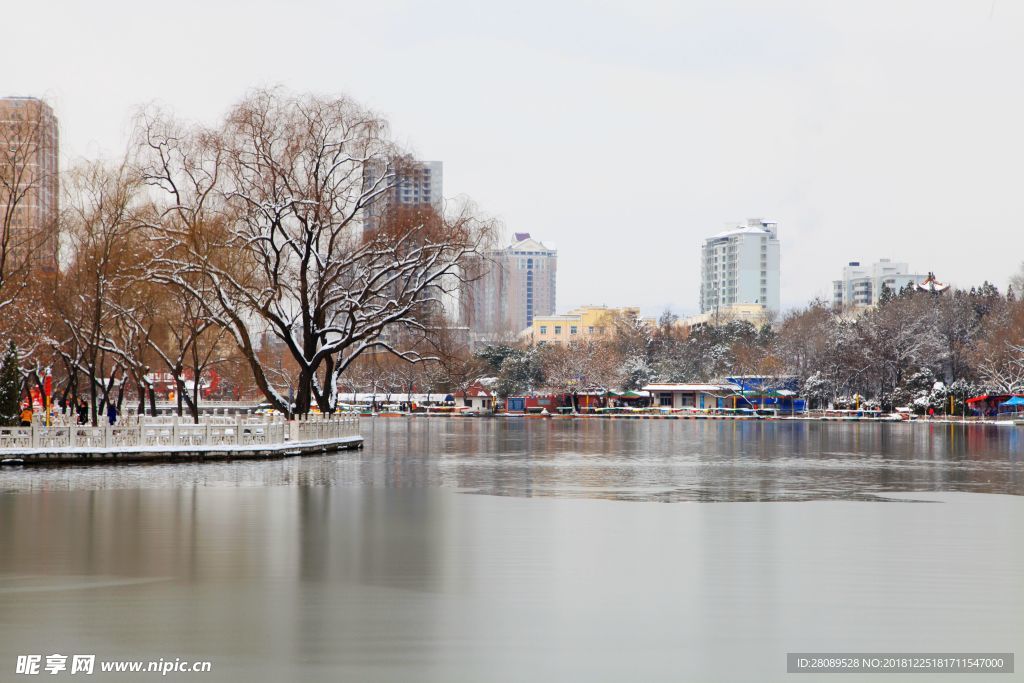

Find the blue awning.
xmin=998 ymin=396 xmax=1024 ymax=407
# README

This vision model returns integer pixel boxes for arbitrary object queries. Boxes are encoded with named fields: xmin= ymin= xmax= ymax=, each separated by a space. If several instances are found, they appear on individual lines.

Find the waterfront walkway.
xmin=0 ymin=415 xmax=362 ymax=465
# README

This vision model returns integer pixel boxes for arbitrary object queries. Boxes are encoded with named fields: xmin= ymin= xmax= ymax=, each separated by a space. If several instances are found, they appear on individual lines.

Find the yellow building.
xmin=678 ymin=303 xmax=771 ymax=332
xmin=522 ymin=305 xmax=648 ymax=346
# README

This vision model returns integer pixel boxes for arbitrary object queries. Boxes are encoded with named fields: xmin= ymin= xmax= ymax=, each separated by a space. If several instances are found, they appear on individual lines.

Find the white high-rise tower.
xmin=700 ymin=218 xmax=780 ymax=315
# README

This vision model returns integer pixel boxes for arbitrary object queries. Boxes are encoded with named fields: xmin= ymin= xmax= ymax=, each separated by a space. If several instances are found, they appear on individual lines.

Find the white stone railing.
xmin=0 ymin=414 xmax=361 ymax=451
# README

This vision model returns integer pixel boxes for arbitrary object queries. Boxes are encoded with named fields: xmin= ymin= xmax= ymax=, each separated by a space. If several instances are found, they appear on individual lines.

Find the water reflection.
xmin=2 ymin=419 xmax=1019 ymax=502
xmin=0 ymin=486 xmax=1022 ymax=682
xmin=1 ymin=420 xmax=1022 ymax=681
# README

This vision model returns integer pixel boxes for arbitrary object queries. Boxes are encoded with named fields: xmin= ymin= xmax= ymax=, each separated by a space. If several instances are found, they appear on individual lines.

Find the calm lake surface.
xmin=1 ymin=419 xmax=1022 ymax=682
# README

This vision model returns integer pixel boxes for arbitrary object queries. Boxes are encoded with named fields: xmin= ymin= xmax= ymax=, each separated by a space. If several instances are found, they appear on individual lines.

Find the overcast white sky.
xmin=7 ymin=0 xmax=1024 ymax=315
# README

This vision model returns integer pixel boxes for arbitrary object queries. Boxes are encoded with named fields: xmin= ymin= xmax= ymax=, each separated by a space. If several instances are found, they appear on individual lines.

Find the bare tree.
xmin=52 ymin=160 xmax=144 ymax=424
xmin=543 ymin=340 xmax=622 ymax=409
xmin=138 ymin=90 xmax=494 ymax=416
xmin=976 ymin=342 xmax=1024 ymax=394
xmin=1010 ymin=262 xmax=1024 ymax=296
xmin=422 ymin=322 xmax=486 ymax=398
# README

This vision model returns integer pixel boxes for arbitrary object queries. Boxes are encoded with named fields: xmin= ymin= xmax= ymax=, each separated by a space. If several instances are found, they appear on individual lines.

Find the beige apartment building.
xmin=463 ymin=232 xmax=558 ymax=339
xmin=0 ymin=97 xmax=59 ymax=273
xmin=678 ymin=302 xmax=772 ymax=332
xmin=523 ymin=305 xmax=652 ymax=346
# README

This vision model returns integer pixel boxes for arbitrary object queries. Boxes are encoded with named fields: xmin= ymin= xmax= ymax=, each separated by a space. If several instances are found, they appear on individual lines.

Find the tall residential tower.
xmin=700 ymin=218 xmax=780 ymax=315
xmin=464 ymin=232 xmax=557 ymax=339
xmin=0 ymin=97 xmax=59 ymax=273
xmin=361 ymin=159 xmax=443 ymax=234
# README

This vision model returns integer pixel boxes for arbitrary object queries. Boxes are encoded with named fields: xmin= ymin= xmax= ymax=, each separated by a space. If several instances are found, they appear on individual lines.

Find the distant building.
xmin=360 ymin=158 xmax=453 ymax=321
xmin=700 ymin=218 xmax=780 ymax=315
xmin=641 ymin=383 xmax=739 ymax=410
xmin=679 ymin=303 xmax=772 ymax=332
xmin=832 ymin=259 xmax=923 ymax=308
xmin=361 ymin=158 xmax=443 ymax=234
xmin=523 ymin=305 xmax=652 ymax=346
xmin=643 ymin=377 xmax=804 ymax=413
xmin=0 ymin=97 xmax=59 ymax=272
xmin=454 ymin=381 xmax=496 ymax=411
xmin=463 ymin=232 xmax=557 ymax=339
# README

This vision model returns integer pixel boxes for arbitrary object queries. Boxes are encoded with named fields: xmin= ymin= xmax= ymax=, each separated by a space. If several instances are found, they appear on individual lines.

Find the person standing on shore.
xmin=19 ymin=403 xmax=33 ymax=427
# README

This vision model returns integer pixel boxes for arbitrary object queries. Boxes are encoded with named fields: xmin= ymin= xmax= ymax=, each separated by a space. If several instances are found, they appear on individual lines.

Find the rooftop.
xmin=642 ymin=383 xmax=740 ymax=393
xmin=709 ymin=225 xmax=774 ymax=240
xmin=507 ymin=234 xmax=557 ymax=252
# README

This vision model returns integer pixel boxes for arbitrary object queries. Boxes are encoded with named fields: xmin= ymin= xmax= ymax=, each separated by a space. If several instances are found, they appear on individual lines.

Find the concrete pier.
xmin=0 ymin=435 xmax=363 ymax=465
xmin=0 ymin=415 xmax=363 ymax=466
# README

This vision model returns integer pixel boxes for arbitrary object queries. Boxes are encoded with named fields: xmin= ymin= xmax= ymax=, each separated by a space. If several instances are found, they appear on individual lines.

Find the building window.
xmin=588 ymin=326 xmax=594 ymax=334
xmin=554 ymin=326 xmax=562 ymax=335
xmin=570 ymin=326 xmax=577 ymax=335
xmin=659 ymin=393 xmax=673 ymax=407
xmin=540 ymin=326 xmax=547 ymax=335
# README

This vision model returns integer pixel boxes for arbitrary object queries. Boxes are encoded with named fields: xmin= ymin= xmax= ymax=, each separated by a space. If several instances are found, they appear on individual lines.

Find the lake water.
xmin=0 ymin=419 xmax=1022 ymax=681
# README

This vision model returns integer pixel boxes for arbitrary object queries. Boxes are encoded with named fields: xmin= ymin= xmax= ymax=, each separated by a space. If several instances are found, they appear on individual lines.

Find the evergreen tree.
xmin=475 ymin=345 xmax=519 ymax=375
xmin=0 ymin=342 xmax=21 ymax=427
xmin=878 ymin=283 xmax=895 ymax=306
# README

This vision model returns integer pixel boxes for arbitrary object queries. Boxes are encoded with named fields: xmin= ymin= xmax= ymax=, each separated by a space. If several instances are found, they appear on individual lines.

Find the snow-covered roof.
xmin=508 ymin=236 xmax=556 ymax=252
xmin=709 ymin=225 xmax=772 ymax=240
xmin=455 ymin=382 xmax=495 ymax=398
xmin=642 ymin=383 xmax=739 ymax=393
xmin=337 ymin=392 xmax=452 ymax=403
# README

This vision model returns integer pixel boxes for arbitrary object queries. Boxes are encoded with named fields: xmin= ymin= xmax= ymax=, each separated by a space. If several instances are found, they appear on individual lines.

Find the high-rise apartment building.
xmin=361 ymin=159 xmax=442 ymax=234
xmin=464 ymin=232 xmax=557 ymax=338
xmin=700 ymin=218 xmax=780 ymax=314
xmin=359 ymin=157 xmax=450 ymax=325
xmin=832 ymin=259 xmax=922 ymax=308
xmin=0 ymin=97 xmax=59 ymax=273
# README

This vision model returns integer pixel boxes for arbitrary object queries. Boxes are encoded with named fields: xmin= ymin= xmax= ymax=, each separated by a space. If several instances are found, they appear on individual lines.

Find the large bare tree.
xmin=51 ymin=160 xmax=145 ymax=424
xmin=138 ymin=89 xmax=494 ymax=415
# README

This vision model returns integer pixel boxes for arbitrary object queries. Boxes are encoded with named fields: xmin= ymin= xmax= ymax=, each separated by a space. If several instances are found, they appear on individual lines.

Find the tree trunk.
xmin=191 ymin=380 xmax=200 ymax=423
xmin=294 ymin=368 xmax=313 ymax=416
xmin=176 ymin=378 xmax=184 ymax=417
xmin=88 ymin=364 xmax=98 ymax=426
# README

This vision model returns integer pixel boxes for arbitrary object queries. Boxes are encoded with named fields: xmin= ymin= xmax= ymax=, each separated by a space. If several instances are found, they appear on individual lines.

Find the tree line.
xmin=448 ymin=281 xmax=1024 ymax=412
xmin=336 ymin=280 xmax=1024 ymax=414
xmin=3 ymin=89 xmax=1023 ymax=423
xmin=0 ymin=89 xmax=495 ymax=425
